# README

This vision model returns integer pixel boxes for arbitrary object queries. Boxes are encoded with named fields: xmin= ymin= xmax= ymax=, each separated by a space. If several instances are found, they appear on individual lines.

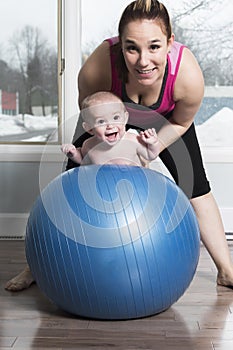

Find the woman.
xmin=5 ymin=0 xmax=233 ymax=291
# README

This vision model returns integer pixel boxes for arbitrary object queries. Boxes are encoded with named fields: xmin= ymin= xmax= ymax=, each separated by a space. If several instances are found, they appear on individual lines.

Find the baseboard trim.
xmin=0 ymin=213 xmax=28 ymax=238
xmin=220 ymin=208 xmax=233 ymax=236
xmin=0 ymin=209 xmax=232 ymax=239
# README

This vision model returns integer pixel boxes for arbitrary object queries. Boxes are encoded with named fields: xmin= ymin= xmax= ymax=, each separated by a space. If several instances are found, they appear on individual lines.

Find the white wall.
xmin=151 ymin=151 xmax=233 ymax=234
xmin=203 ymin=156 xmax=233 ymax=233
xmin=0 ymin=161 xmax=62 ymax=237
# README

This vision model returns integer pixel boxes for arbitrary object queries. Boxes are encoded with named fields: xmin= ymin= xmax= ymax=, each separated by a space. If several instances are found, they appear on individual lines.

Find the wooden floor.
xmin=1 ymin=240 xmax=233 ymax=350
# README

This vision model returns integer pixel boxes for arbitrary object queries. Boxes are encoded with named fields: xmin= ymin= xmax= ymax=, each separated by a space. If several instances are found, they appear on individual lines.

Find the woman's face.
xmin=121 ymin=19 xmax=174 ymax=86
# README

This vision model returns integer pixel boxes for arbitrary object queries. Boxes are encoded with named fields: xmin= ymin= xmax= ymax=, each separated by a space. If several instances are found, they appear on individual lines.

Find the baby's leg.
xmin=5 ymin=265 xmax=35 ymax=291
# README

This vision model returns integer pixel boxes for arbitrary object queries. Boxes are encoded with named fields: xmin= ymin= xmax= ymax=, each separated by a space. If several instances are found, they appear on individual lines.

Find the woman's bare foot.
xmin=217 ymin=270 xmax=233 ymax=289
xmin=5 ymin=266 xmax=35 ymax=291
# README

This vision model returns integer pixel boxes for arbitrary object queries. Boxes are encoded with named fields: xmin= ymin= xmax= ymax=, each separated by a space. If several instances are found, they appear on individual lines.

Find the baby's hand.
xmin=139 ymin=128 xmax=158 ymax=145
xmin=61 ymin=144 xmax=77 ymax=158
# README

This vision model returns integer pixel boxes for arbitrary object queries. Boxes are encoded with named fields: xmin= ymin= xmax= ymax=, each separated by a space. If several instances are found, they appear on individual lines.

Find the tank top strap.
xmin=157 ymin=41 xmax=186 ymax=115
xmin=168 ymin=41 xmax=186 ymax=76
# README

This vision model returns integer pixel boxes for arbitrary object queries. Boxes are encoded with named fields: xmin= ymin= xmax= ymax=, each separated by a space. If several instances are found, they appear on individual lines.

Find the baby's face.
xmin=84 ymin=102 xmax=128 ymax=145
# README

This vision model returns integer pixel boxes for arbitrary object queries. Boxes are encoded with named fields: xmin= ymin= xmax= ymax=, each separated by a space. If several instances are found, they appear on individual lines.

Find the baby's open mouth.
xmin=106 ymin=131 xmax=118 ymax=142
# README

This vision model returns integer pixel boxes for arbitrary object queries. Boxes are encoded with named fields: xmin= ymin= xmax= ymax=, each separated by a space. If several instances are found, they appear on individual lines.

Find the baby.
xmin=61 ymin=91 xmax=160 ymax=166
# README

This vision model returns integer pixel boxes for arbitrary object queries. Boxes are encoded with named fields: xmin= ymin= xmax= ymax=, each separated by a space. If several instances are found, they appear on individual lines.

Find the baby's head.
xmin=80 ymin=92 xmax=129 ymax=144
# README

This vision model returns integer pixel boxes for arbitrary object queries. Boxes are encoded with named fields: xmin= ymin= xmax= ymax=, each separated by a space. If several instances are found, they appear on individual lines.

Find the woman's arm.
xmin=157 ymin=48 xmax=204 ymax=152
xmin=72 ymin=41 xmax=112 ymax=146
xmin=78 ymin=41 xmax=112 ymax=108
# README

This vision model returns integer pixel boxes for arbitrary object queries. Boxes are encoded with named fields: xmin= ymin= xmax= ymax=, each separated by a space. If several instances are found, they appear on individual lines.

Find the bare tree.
xmin=9 ymin=25 xmax=57 ymax=115
xmin=171 ymin=0 xmax=233 ymax=85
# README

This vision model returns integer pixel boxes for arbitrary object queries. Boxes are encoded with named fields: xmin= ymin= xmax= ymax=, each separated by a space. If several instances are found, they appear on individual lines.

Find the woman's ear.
xmin=82 ymin=121 xmax=94 ymax=135
xmin=167 ymin=33 xmax=175 ymax=53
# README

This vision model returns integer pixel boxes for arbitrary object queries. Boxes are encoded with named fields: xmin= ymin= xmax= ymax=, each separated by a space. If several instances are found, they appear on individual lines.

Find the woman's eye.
xmin=150 ymin=44 xmax=160 ymax=51
xmin=126 ymin=45 xmax=138 ymax=52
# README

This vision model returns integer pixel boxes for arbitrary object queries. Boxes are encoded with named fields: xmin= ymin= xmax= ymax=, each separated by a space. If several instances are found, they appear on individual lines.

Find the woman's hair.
xmin=119 ymin=0 xmax=172 ymax=39
xmin=114 ymin=0 xmax=172 ymax=82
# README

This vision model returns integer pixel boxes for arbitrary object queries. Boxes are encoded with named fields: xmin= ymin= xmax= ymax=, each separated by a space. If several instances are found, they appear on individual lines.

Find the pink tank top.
xmin=105 ymin=37 xmax=186 ymax=129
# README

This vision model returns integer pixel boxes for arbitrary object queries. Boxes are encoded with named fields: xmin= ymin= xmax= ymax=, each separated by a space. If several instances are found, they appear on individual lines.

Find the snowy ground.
xmin=0 ymin=107 xmax=233 ymax=146
xmin=195 ymin=107 xmax=233 ymax=148
xmin=0 ymin=114 xmax=58 ymax=142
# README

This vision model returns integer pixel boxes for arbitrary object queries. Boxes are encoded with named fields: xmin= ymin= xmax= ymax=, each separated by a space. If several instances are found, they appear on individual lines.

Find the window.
xmin=166 ymin=0 xmax=233 ymax=153
xmin=0 ymin=0 xmax=60 ymax=144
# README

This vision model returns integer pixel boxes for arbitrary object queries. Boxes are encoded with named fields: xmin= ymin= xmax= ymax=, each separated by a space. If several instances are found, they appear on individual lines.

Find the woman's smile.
xmin=136 ymin=66 xmax=157 ymax=78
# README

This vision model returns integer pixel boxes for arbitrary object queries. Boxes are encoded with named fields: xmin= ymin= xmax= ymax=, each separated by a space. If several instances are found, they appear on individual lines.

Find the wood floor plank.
xmin=0 ymin=337 xmax=17 ymax=348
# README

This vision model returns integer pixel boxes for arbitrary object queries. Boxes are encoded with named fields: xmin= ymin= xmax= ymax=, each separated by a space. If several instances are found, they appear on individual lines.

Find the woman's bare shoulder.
xmin=78 ymin=41 xmax=112 ymax=105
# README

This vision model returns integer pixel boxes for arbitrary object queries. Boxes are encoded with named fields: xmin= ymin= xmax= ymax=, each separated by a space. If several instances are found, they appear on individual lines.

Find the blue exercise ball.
xmin=25 ymin=165 xmax=200 ymax=320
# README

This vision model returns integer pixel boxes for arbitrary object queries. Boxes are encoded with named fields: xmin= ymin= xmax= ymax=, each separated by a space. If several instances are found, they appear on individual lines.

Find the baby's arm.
xmin=138 ymin=128 xmax=160 ymax=161
xmin=61 ymin=144 xmax=83 ymax=164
